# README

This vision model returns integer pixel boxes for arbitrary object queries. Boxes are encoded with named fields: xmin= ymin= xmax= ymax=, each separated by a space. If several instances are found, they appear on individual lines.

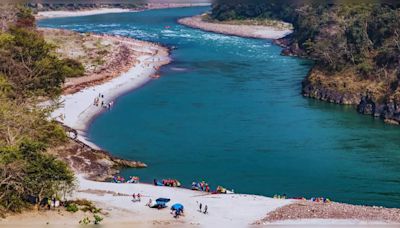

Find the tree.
xmin=21 ymin=141 xmax=75 ymax=209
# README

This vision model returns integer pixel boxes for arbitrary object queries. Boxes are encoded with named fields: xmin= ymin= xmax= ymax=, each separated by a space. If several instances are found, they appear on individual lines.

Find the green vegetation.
xmin=211 ymin=1 xmax=400 ymax=105
xmin=0 ymin=6 xmax=78 ymax=215
xmin=78 ymin=214 xmax=104 ymax=225
xmin=201 ymin=13 xmax=292 ymax=30
xmin=66 ymin=203 xmax=79 ymax=213
xmin=61 ymin=58 xmax=85 ymax=78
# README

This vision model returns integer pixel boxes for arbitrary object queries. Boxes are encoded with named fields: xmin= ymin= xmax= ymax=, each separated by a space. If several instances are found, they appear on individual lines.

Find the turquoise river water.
xmin=39 ymin=7 xmax=400 ymax=208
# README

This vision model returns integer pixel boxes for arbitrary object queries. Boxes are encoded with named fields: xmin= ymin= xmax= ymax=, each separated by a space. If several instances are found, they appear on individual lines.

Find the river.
xmin=39 ymin=6 xmax=400 ymax=208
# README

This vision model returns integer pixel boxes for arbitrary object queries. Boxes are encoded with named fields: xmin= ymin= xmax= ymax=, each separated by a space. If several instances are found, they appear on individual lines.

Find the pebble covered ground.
xmin=256 ymin=201 xmax=400 ymax=224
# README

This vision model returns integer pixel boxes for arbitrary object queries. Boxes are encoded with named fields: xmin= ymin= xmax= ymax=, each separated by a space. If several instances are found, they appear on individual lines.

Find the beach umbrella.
xmin=155 ymin=198 xmax=170 ymax=204
xmin=171 ymin=203 xmax=184 ymax=211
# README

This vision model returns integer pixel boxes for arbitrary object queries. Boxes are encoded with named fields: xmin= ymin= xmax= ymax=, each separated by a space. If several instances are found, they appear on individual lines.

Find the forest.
xmin=212 ymin=0 xmax=400 ymax=122
xmin=0 ymin=6 xmax=79 ymax=214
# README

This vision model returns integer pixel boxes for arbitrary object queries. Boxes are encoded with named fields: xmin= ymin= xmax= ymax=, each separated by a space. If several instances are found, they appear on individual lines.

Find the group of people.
xmin=310 ymin=197 xmax=331 ymax=203
xmin=112 ymin=176 xmax=125 ymax=183
xmin=273 ymin=194 xmax=287 ymax=199
xmin=153 ymin=179 xmax=181 ymax=187
xmin=172 ymin=207 xmax=184 ymax=218
xmin=93 ymin=93 xmax=113 ymax=110
xmin=132 ymin=193 xmax=141 ymax=202
xmin=112 ymin=176 xmax=140 ymax=184
xmin=192 ymin=181 xmax=210 ymax=192
xmin=46 ymin=197 xmax=60 ymax=210
xmin=197 ymin=202 xmax=208 ymax=214
xmin=273 ymin=194 xmax=331 ymax=203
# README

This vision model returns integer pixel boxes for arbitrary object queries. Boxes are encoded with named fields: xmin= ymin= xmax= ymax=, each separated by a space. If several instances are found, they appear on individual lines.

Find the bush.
xmin=357 ymin=62 xmax=374 ymax=77
xmin=0 ymin=140 xmax=75 ymax=212
xmin=66 ymin=203 xmax=79 ymax=213
xmin=61 ymin=58 xmax=85 ymax=78
xmin=93 ymin=214 xmax=103 ymax=225
xmin=16 ymin=6 xmax=35 ymax=28
xmin=79 ymin=217 xmax=91 ymax=225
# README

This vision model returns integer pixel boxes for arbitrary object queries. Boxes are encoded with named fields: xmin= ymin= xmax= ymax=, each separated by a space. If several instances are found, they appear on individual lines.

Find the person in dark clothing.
xmin=204 ymin=205 xmax=208 ymax=214
xmin=199 ymin=203 xmax=202 ymax=212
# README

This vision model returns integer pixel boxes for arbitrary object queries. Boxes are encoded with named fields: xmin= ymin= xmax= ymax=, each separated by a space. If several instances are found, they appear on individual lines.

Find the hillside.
xmin=0 ymin=6 xmax=145 ymax=216
xmin=211 ymin=1 xmax=400 ymax=125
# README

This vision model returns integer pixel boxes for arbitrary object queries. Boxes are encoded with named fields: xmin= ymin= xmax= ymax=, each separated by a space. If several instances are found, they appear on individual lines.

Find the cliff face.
xmin=301 ymin=67 xmax=400 ymax=125
xmin=277 ymin=4 xmax=400 ymax=125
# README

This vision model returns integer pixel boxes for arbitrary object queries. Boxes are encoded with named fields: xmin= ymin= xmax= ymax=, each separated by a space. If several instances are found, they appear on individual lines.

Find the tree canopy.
xmin=0 ymin=6 xmax=77 ymax=215
xmin=211 ymin=1 xmax=400 ymax=101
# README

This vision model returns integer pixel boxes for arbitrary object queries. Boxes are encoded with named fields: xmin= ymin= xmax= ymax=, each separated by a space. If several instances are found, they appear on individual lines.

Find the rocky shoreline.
xmin=302 ymin=71 xmax=400 ymax=125
xmin=274 ymin=36 xmax=400 ymax=126
xmin=256 ymin=201 xmax=400 ymax=225
xmin=51 ymin=124 xmax=147 ymax=181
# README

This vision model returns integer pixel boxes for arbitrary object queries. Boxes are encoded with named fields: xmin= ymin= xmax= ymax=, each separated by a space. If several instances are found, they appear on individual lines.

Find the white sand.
xmin=36 ymin=8 xmax=133 ymax=19
xmin=179 ymin=15 xmax=293 ymax=40
xmin=50 ymin=41 xmax=169 ymax=149
xmin=75 ymin=176 xmax=293 ymax=227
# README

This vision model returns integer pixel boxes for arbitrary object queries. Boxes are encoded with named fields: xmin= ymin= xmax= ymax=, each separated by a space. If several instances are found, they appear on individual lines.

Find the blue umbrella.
xmin=156 ymin=198 xmax=170 ymax=204
xmin=171 ymin=203 xmax=184 ymax=211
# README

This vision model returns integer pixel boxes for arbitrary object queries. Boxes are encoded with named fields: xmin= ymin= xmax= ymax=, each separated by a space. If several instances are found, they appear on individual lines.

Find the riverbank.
xmin=178 ymin=14 xmax=292 ymax=40
xmin=36 ymin=8 xmax=132 ymax=19
xmin=49 ymin=31 xmax=170 ymax=148
xmin=2 ymin=175 xmax=400 ymax=226
xmin=35 ymin=3 xmax=211 ymax=19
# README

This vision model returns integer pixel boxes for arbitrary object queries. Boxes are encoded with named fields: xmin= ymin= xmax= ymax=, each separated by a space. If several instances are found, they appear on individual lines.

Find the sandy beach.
xmin=49 ymin=34 xmax=169 ymax=149
xmin=2 ymin=175 xmax=399 ymax=227
xmin=0 ymin=175 xmax=294 ymax=227
xmin=178 ymin=15 xmax=293 ymax=40
xmin=36 ymin=4 xmax=211 ymax=20
xmin=36 ymin=8 xmax=133 ymax=19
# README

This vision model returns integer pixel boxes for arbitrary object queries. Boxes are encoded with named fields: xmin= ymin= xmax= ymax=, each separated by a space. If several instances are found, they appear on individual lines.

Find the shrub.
xmin=79 ymin=217 xmax=91 ymax=225
xmin=66 ymin=203 xmax=79 ymax=213
xmin=93 ymin=214 xmax=103 ymax=225
xmin=61 ymin=58 xmax=85 ymax=78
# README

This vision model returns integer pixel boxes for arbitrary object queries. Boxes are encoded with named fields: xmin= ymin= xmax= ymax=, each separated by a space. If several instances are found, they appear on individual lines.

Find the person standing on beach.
xmin=204 ymin=205 xmax=208 ymax=214
xmin=199 ymin=203 xmax=202 ymax=212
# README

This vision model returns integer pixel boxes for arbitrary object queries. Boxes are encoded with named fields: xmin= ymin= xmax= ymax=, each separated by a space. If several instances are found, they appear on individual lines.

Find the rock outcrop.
xmin=50 ymin=124 xmax=147 ymax=181
xmin=302 ymin=69 xmax=400 ymax=125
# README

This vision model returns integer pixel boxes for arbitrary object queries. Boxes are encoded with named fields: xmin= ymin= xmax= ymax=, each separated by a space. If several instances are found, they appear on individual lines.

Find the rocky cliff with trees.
xmin=211 ymin=0 xmax=400 ymax=124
